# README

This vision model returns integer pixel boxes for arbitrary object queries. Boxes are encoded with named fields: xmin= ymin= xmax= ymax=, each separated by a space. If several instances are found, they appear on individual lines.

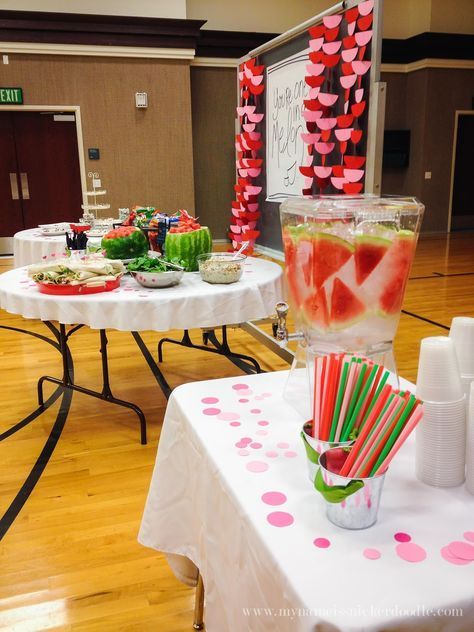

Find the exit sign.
xmin=0 ymin=87 xmax=23 ymax=104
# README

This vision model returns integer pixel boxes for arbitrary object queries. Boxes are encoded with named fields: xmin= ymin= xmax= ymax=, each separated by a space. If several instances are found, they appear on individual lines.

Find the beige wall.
xmin=383 ymin=0 xmax=431 ymax=38
xmin=0 ymin=54 xmax=195 ymax=215
xmin=0 ymin=0 xmax=186 ymax=18
xmin=430 ymin=0 xmax=474 ymax=34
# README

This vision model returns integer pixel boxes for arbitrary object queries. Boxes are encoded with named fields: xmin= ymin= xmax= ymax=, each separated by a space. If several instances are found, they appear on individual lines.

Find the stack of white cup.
xmin=466 ymin=382 xmax=474 ymax=494
xmin=449 ymin=317 xmax=474 ymax=412
xmin=416 ymin=336 xmax=466 ymax=487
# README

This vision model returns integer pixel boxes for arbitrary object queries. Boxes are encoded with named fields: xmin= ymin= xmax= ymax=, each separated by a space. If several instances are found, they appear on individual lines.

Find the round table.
xmin=0 ymin=257 xmax=282 ymax=331
xmin=0 ymin=257 xmax=283 ymax=444
xmin=13 ymin=228 xmax=102 ymax=268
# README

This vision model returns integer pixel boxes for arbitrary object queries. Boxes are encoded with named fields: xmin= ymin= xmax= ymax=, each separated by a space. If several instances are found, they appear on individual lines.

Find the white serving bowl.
xmin=130 ymin=269 xmax=183 ymax=288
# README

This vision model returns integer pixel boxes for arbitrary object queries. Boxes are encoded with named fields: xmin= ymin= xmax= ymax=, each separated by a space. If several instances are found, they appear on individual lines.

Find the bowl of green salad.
xmin=127 ymin=255 xmax=184 ymax=288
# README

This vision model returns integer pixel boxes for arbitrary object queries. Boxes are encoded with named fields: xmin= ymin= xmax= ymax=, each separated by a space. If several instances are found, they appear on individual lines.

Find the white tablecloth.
xmin=139 ymin=371 xmax=474 ymax=632
xmin=0 ymin=258 xmax=282 ymax=331
xmin=13 ymin=228 xmax=101 ymax=268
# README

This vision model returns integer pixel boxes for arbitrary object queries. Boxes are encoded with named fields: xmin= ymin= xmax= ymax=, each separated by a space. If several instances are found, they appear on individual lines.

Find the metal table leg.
xmin=193 ymin=572 xmax=205 ymax=630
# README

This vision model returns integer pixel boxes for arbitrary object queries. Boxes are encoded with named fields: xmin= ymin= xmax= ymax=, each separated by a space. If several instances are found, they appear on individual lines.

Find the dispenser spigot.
xmin=272 ymin=302 xmax=304 ymax=347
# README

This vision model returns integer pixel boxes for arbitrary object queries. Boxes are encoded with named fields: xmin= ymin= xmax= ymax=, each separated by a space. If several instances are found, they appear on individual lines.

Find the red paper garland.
xmin=229 ymin=57 xmax=265 ymax=253
xmin=300 ymin=0 xmax=373 ymax=195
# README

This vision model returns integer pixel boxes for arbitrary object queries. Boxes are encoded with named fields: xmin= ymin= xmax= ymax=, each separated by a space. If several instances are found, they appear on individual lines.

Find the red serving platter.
xmin=37 ymin=278 xmax=120 ymax=295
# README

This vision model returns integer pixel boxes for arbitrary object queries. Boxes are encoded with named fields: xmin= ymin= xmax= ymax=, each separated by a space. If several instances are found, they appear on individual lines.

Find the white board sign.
xmin=265 ymin=49 xmax=310 ymax=201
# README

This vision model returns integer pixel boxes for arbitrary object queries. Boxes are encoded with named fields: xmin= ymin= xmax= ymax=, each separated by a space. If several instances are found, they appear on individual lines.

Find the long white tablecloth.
xmin=13 ymin=228 xmax=102 ymax=268
xmin=0 ymin=257 xmax=283 ymax=331
xmin=139 ymin=371 xmax=474 ymax=632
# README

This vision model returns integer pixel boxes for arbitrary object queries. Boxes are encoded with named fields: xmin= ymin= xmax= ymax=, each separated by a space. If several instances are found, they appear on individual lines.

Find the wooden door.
xmin=0 ymin=113 xmax=24 ymax=240
xmin=13 ymin=112 xmax=83 ymax=229
xmin=451 ymin=113 xmax=474 ymax=231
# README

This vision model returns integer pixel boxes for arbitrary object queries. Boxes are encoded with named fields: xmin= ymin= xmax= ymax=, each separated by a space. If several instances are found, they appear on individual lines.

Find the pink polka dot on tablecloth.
xmin=238 ymin=449 xmax=250 ymax=456
xmin=265 ymin=451 xmax=278 ymax=458
xmin=277 ymin=442 xmax=290 ymax=449
xmin=396 ymin=542 xmax=427 ymax=563
xmin=232 ymin=383 xmax=249 ymax=390
xmin=464 ymin=531 xmax=474 ymax=543
xmin=313 ymin=538 xmax=331 ymax=549
xmin=363 ymin=548 xmax=381 ymax=560
xmin=217 ymin=412 xmax=240 ymax=421
xmin=202 ymin=408 xmax=221 ymax=416
xmin=238 ymin=398 xmax=249 ymax=403
xmin=246 ymin=461 xmax=269 ymax=473
xmin=229 ymin=421 xmax=241 ymax=427
xmin=284 ymin=451 xmax=297 ymax=458
xmin=267 ymin=511 xmax=294 ymax=527
xmin=394 ymin=532 xmax=411 ymax=543
xmin=201 ymin=397 xmax=219 ymax=404
xmin=447 ymin=541 xmax=474 ymax=561
xmin=250 ymin=409 xmax=261 ymax=414
xmin=441 ymin=546 xmax=472 ymax=566
xmin=258 ymin=420 xmax=269 ymax=426
xmin=256 ymin=430 xmax=268 ymax=436
xmin=261 ymin=491 xmax=287 ymax=506
xmin=250 ymin=442 xmax=262 ymax=449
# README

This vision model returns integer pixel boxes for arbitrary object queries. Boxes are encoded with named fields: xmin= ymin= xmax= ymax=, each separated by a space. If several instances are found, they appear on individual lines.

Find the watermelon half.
xmin=312 ymin=233 xmax=354 ymax=288
xmin=164 ymin=226 xmax=212 ymax=271
xmin=354 ymin=235 xmax=391 ymax=285
xmin=379 ymin=231 xmax=415 ymax=314
xmin=330 ymin=278 xmax=366 ymax=328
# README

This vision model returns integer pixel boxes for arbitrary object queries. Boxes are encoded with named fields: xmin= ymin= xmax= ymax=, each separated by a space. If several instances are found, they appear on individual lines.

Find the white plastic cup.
xmin=466 ymin=382 xmax=474 ymax=495
xmin=450 ymin=317 xmax=474 ymax=376
xmin=416 ymin=337 xmax=463 ymax=402
xmin=416 ymin=397 xmax=466 ymax=488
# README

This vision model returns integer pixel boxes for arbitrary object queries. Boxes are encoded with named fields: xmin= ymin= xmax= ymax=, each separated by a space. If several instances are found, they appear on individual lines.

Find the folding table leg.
xmin=193 ymin=572 xmax=205 ymax=630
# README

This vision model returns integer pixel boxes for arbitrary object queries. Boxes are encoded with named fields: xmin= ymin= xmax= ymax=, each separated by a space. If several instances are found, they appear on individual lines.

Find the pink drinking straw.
xmin=312 ymin=356 xmax=323 ymax=438
xmin=347 ymin=395 xmax=402 ymax=478
xmin=373 ymin=405 xmax=424 ymax=475
xmin=317 ymin=356 xmax=328 ymax=437
xmin=339 ymin=383 xmax=392 ymax=477
xmin=334 ymin=359 xmax=359 ymax=441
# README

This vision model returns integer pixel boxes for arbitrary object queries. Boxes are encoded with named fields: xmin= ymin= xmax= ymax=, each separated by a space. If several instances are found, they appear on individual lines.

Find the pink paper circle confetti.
xmin=238 ymin=449 xmax=250 ymax=456
xmin=441 ymin=546 xmax=472 ymax=566
xmin=241 ymin=437 xmax=252 ymax=444
xmin=201 ymin=397 xmax=219 ymax=404
xmin=394 ymin=532 xmax=411 ymax=543
xmin=217 ymin=412 xmax=240 ymax=421
xmin=265 ymin=451 xmax=278 ymax=458
xmin=258 ymin=420 xmax=270 ymax=426
xmin=396 ymin=542 xmax=427 ymax=563
xmin=240 ymin=390 xmax=253 ymax=396
xmin=363 ymin=548 xmax=381 ymax=560
xmin=256 ymin=429 xmax=268 ymax=436
xmin=261 ymin=491 xmax=287 ymax=506
xmin=313 ymin=538 xmax=331 ymax=549
xmin=255 ymin=396 xmax=264 ymax=401
xmin=447 ymin=541 xmax=474 ymax=561
xmin=284 ymin=451 xmax=297 ymax=458
xmin=262 ymin=392 xmax=272 ymax=397
xmin=232 ymin=383 xmax=249 ymax=390
xmin=246 ymin=461 xmax=269 ymax=473
xmin=250 ymin=442 xmax=262 ymax=449
xmin=267 ymin=511 xmax=294 ymax=527
xmin=203 ymin=408 xmax=221 ymax=416
xmin=229 ymin=421 xmax=241 ymax=427
xmin=250 ymin=409 xmax=261 ymax=414
xmin=238 ymin=398 xmax=249 ymax=403
xmin=464 ymin=531 xmax=474 ymax=542
xmin=277 ymin=442 xmax=290 ymax=449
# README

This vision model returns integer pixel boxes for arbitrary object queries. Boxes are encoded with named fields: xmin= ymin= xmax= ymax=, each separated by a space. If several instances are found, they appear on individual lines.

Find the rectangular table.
xmin=139 ymin=371 xmax=474 ymax=632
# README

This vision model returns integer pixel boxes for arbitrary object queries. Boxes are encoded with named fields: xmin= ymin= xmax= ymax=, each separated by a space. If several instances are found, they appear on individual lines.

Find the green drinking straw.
xmin=355 ymin=399 xmax=406 ymax=477
xmin=341 ymin=360 xmax=366 ymax=438
xmin=340 ymin=364 xmax=379 ymax=442
xmin=360 ymin=369 xmax=390 ymax=425
xmin=329 ymin=361 xmax=349 ymax=441
xmin=369 ymin=394 xmax=417 ymax=476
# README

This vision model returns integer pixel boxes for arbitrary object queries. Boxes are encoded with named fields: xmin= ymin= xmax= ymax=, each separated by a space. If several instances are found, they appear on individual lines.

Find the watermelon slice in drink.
xmin=312 ymin=233 xmax=354 ymax=288
xmin=378 ymin=230 xmax=416 ymax=314
xmin=283 ymin=226 xmax=313 ymax=308
xmin=330 ymin=278 xmax=366 ymax=328
xmin=354 ymin=235 xmax=391 ymax=285
xmin=302 ymin=287 xmax=329 ymax=331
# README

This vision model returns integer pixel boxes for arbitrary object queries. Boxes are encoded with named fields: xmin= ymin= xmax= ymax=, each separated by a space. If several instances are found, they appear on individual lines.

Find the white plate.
xmin=40 ymin=230 xmax=67 ymax=237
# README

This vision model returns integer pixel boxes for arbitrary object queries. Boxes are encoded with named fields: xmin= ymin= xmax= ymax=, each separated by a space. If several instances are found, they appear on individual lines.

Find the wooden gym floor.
xmin=0 ymin=232 xmax=473 ymax=631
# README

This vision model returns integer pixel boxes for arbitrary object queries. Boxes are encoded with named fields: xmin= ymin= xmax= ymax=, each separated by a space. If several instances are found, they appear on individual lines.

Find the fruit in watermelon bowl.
xmin=280 ymin=196 xmax=424 ymax=351
xmin=164 ymin=210 xmax=212 ymax=271
xmin=101 ymin=226 xmax=148 ymax=260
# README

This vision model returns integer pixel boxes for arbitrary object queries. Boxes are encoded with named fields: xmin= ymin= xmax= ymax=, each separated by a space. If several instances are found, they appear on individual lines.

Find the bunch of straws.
xmin=312 ymin=354 xmax=424 ymax=476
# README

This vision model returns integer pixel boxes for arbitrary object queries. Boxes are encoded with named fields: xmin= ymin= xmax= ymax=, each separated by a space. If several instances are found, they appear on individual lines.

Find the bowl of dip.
xmin=197 ymin=253 xmax=246 ymax=284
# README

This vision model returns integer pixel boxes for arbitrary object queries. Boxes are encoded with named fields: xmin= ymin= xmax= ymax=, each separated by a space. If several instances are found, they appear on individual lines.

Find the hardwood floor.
xmin=0 ymin=232 xmax=473 ymax=631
